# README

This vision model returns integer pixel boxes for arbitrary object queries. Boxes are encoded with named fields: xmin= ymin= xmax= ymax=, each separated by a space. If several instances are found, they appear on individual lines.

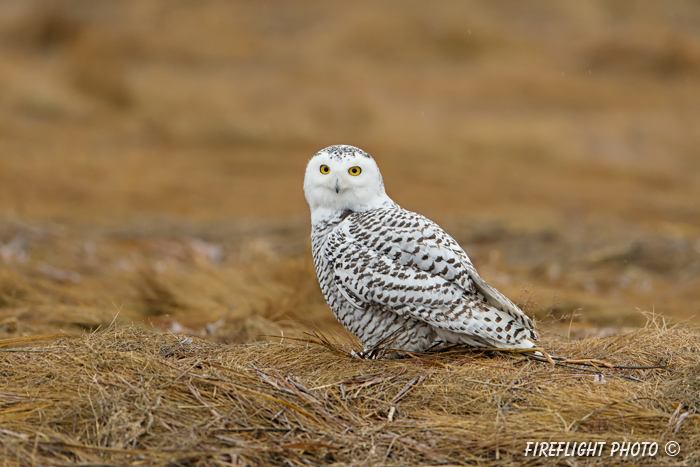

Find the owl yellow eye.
xmin=320 ymin=165 xmax=331 ymax=174
xmin=348 ymin=166 xmax=362 ymax=176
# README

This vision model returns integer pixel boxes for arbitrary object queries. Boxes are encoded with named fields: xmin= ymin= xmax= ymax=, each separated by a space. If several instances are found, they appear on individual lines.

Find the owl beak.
xmin=335 ymin=179 xmax=340 ymax=194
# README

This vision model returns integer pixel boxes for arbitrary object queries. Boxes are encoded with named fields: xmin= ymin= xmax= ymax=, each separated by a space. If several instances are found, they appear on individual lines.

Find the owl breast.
xmin=310 ymin=211 xmax=437 ymax=354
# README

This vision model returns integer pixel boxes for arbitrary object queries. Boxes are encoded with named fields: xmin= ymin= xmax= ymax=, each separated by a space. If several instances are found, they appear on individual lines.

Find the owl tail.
xmin=499 ymin=336 xmax=543 ymax=357
xmin=435 ymin=328 xmax=544 ymax=357
xmin=476 ymin=332 xmax=544 ymax=357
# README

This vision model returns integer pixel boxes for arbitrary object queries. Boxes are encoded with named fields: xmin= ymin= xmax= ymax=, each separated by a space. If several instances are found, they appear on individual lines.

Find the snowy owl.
xmin=304 ymin=145 xmax=539 ymax=357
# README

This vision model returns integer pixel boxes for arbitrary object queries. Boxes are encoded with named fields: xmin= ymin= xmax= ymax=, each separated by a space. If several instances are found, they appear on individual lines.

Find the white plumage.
xmin=304 ymin=145 xmax=539 ymax=357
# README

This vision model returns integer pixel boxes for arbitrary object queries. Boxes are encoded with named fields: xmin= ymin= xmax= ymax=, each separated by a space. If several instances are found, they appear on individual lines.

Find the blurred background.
xmin=0 ymin=0 xmax=699 ymax=342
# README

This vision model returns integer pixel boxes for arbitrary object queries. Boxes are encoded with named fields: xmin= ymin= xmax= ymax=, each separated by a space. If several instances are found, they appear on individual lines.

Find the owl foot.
xmin=350 ymin=347 xmax=386 ymax=359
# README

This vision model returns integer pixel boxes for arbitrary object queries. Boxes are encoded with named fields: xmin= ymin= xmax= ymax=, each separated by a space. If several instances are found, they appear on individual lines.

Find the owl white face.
xmin=304 ymin=145 xmax=391 ymax=222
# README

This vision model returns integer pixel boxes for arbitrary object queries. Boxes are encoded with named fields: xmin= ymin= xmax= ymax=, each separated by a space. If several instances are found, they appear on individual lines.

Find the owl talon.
xmin=363 ymin=348 xmax=384 ymax=359
xmin=350 ymin=349 xmax=383 ymax=359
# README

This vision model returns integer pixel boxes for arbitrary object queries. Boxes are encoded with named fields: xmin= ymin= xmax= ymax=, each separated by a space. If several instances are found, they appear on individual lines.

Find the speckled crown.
xmin=315 ymin=145 xmax=372 ymax=161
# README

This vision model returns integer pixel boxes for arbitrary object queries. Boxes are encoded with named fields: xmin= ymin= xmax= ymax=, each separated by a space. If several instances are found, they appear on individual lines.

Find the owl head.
xmin=304 ymin=145 xmax=392 ymax=222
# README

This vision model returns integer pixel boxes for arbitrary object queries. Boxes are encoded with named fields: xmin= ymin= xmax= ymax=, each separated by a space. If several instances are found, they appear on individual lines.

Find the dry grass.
xmin=0 ymin=220 xmax=339 ymax=343
xmin=1 ymin=1 xmax=700 ymax=327
xmin=0 ymin=320 xmax=698 ymax=466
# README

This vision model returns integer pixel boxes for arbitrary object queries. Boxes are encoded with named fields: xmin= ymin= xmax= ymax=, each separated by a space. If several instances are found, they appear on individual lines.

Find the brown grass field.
xmin=0 ymin=1 xmax=699 ymax=465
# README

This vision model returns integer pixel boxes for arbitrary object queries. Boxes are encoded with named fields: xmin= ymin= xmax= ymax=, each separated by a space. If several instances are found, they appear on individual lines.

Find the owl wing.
xmin=325 ymin=208 xmax=538 ymax=345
